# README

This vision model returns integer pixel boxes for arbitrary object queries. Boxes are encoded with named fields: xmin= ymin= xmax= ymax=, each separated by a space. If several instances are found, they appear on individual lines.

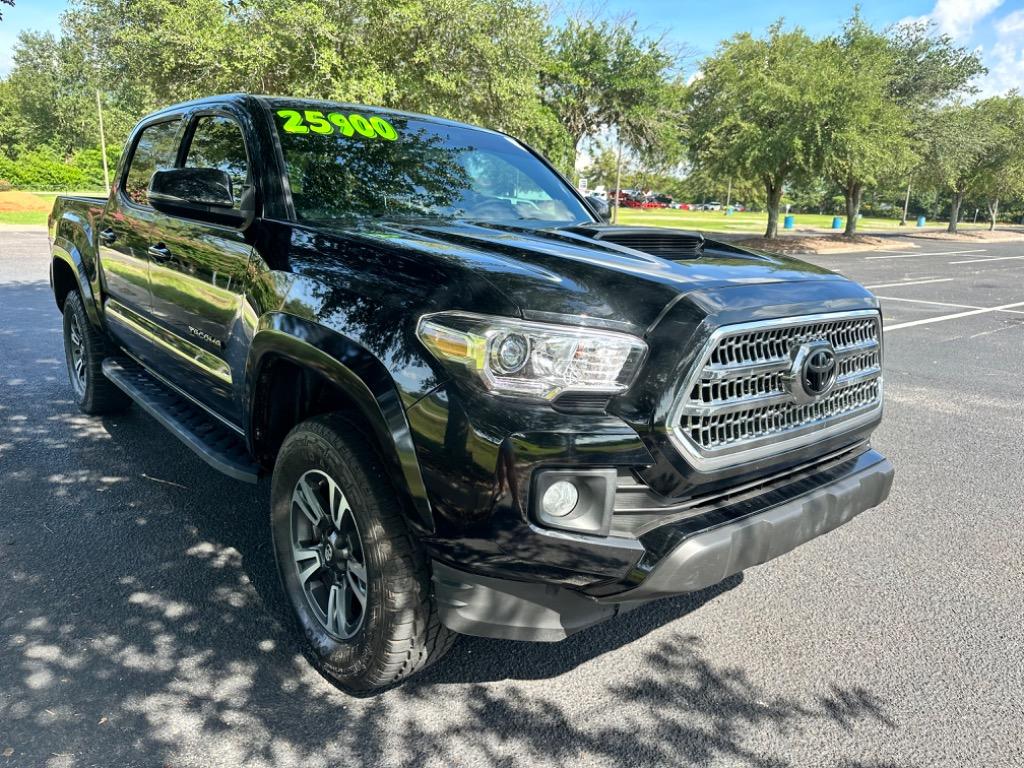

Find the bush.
xmin=0 ymin=145 xmax=109 ymax=191
xmin=0 ymin=178 xmax=12 ymax=192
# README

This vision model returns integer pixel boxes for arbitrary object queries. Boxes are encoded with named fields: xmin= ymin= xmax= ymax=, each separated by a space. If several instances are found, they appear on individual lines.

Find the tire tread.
xmin=63 ymin=291 xmax=130 ymax=415
xmin=273 ymin=413 xmax=454 ymax=692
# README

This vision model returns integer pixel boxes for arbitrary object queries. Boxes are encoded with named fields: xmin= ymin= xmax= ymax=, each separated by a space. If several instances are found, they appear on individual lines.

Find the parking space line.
xmin=948 ymin=255 xmax=1024 ymax=265
xmin=865 ymin=278 xmax=953 ymax=289
xmin=876 ymin=296 xmax=978 ymax=309
xmin=876 ymin=296 xmax=1024 ymax=315
xmin=885 ymin=301 xmax=1024 ymax=331
xmin=865 ymin=249 xmax=987 ymax=261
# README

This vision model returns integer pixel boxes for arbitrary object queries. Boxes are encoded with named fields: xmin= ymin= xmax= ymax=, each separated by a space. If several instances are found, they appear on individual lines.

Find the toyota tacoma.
xmin=49 ymin=94 xmax=893 ymax=692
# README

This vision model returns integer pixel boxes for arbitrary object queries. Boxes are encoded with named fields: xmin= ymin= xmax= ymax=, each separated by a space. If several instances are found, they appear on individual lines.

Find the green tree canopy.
xmin=921 ymin=98 xmax=1012 ymax=233
xmin=962 ymin=94 xmax=1024 ymax=230
xmin=687 ymin=23 xmax=828 ymax=238
xmin=541 ymin=18 xmax=681 ymax=162
xmin=820 ymin=13 xmax=914 ymax=235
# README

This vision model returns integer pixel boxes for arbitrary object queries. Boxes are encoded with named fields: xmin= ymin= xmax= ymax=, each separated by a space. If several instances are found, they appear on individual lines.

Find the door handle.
xmin=99 ymin=228 xmax=116 ymax=244
xmin=147 ymin=243 xmax=173 ymax=262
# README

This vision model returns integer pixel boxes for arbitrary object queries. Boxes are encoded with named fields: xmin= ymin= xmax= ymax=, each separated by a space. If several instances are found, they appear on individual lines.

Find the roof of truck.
xmin=144 ymin=93 xmax=507 ymax=138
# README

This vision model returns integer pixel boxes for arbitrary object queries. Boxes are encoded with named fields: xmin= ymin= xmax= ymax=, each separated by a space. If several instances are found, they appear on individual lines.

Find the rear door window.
xmin=123 ymin=120 xmax=181 ymax=206
xmin=182 ymin=116 xmax=251 ymax=209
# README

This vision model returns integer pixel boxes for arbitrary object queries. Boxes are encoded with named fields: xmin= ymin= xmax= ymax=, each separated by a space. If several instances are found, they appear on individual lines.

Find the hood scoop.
xmin=570 ymin=225 xmax=705 ymax=261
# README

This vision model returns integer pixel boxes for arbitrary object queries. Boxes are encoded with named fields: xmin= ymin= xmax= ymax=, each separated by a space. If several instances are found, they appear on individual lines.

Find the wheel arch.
xmin=246 ymin=313 xmax=434 ymax=534
xmin=51 ymin=210 xmax=103 ymax=327
xmin=51 ymin=230 xmax=102 ymax=328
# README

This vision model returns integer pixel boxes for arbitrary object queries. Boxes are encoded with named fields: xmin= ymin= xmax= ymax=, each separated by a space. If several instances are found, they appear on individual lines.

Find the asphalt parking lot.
xmin=1 ymin=230 xmax=1022 ymax=768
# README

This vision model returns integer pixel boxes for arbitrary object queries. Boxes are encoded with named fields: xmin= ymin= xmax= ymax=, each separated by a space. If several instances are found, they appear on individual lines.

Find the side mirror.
xmin=586 ymin=195 xmax=611 ymax=223
xmin=147 ymin=168 xmax=250 ymax=227
xmin=149 ymin=168 xmax=234 ymax=208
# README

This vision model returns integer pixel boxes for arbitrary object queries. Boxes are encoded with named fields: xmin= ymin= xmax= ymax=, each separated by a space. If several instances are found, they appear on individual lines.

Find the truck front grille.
xmin=669 ymin=310 xmax=883 ymax=470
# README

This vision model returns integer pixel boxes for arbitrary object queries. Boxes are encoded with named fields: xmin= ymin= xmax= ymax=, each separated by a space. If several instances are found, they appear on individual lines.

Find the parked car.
xmin=50 ymin=94 xmax=892 ymax=692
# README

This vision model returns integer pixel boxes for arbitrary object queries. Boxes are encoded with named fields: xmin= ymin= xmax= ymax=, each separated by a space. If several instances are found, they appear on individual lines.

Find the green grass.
xmin=1 ymin=191 xmax=993 ymax=233
xmin=614 ymin=208 xmax=985 ymax=234
xmin=0 ymin=210 xmax=48 ymax=225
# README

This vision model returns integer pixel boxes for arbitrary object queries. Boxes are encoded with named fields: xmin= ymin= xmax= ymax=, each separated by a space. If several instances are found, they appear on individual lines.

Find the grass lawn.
xmin=2 ymin=190 xmax=995 ymax=235
xmin=0 ymin=191 xmax=101 ymax=226
xmin=614 ymin=207 xmax=986 ymax=234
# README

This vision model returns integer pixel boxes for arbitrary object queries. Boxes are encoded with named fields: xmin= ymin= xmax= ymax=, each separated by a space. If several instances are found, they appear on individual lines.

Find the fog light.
xmin=542 ymin=481 xmax=579 ymax=517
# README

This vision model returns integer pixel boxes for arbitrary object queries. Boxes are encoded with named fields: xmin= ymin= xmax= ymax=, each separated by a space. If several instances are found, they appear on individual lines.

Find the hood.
xmin=325 ymin=220 xmax=861 ymax=331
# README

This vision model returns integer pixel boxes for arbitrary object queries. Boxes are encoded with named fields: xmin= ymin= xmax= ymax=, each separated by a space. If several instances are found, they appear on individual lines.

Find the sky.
xmin=1 ymin=0 xmax=1022 ymax=95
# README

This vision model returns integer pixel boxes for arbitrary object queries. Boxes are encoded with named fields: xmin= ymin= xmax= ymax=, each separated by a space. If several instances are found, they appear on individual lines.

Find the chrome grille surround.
xmin=668 ymin=310 xmax=883 ymax=471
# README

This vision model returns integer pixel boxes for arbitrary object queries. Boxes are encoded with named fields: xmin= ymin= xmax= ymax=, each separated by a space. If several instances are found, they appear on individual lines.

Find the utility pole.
xmin=612 ymin=138 xmax=623 ymax=225
xmin=900 ymin=178 xmax=911 ymax=226
xmin=96 ymin=89 xmax=110 ymax=195
xmin=725 ymin=178 xmax=732 ymax=210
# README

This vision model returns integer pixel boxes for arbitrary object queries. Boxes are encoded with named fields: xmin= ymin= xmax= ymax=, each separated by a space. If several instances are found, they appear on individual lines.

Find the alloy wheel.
xmin=67 ymin=310 xmax=87 ymax=396
xmin=290 ymin=469 xmax=369 ymax=640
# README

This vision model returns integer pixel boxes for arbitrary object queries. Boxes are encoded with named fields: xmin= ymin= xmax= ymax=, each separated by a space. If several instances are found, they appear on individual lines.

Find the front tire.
xmin=61 ymin=291 xmax=130 ymax=415
xmin=270 ymin=414 xmax=454 ymax=692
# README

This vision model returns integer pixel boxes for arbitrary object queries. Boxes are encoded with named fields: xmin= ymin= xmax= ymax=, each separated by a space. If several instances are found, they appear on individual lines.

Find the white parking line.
xmin=864 ymin=249 xmax=988 ymax=261
xmin=948 ymin=255 xmax=1024 ymax=265
xmin=865 ymin=277 xmax=954 ymax=289
xmin=876 ymin=296 xmax=977 ymax=309
xmin=885 ymin=301 xmax=1024 ymax=331
xmin=875 ymin=296 xmax=1024 ymax=314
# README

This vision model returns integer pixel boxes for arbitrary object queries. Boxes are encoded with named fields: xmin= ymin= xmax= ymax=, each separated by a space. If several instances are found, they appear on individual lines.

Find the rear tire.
xmin=270 ymin=414 xmax=454 ymax=692
xmin=62 ymin=291 xmax=130 ymax=415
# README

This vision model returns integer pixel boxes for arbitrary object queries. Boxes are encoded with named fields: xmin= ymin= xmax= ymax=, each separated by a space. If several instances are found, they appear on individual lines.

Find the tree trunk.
xmin=843 ymin=183 xmax=863 ymax=236
xmin=988 ymin=198 xmax=999 ymax=231
xmin=947 ymin=191 xmax=963 ymax=234
xmin=764 ymin=179 xmax=784 ymax=239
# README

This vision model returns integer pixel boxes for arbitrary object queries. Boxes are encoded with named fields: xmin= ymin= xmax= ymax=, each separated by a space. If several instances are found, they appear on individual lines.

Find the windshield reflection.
xmin=273 ymin=104 xmax=592 ymax=228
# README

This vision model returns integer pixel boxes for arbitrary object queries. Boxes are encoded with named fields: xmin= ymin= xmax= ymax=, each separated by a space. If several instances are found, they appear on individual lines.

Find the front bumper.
xmin=599 ymin=451 xmax=893 ymax=602
xmin=432 ymin=449 xmax=893 ymax=641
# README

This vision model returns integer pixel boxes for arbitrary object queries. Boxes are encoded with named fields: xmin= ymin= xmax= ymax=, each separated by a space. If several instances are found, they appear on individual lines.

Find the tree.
xmin=922 ymin=100 xmax=1007 ymax=233
xmin=821 ymin=14 xmax=914 ymax=236
xmin=59 ymin=0 xmax=560 ymax=153
xmin=969 ymin=95 xmax=1024 ymax=230
xmin=0 ymin=1 xmax=13 ymax=21
xmin=542 ymin=18 xmax=679 ymax=166
xmin=887 ymin=20 xmax=988 ymax=109
xmin=687 ymin=23 xmax=827 ymax=238
xmin=884 ymin=19 xmax=986 ymax=228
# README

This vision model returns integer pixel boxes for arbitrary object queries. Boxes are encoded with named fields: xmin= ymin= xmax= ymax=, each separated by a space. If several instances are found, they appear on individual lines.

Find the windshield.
xmin=271 ymin=101 xmax=593 ymax=227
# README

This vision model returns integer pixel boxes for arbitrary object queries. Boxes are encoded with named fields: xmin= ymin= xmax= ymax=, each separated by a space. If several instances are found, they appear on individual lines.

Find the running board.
xmin=101 ymin=358 xmax=261 ymax=483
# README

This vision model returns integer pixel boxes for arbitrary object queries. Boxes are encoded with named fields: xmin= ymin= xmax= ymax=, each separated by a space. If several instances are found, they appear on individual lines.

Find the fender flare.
xmin=246 ymin=312 xmax=434 ymax=533
xmin=51 ymin=224 xmax=102 ymax=328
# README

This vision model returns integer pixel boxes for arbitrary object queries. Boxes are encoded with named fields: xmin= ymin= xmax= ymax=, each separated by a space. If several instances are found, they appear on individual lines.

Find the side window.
xmin=123 ymin=120 xmax=181 ymax=206
xmin=183 ymin=116 xmax=250 ymax=209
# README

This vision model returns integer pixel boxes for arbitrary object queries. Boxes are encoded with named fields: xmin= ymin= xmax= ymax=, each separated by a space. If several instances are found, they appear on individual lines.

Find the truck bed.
xmin=50 ymin=194 xmax=109 ymax=238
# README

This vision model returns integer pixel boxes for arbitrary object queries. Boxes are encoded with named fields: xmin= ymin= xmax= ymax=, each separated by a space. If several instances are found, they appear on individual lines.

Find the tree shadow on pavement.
xmin=0 ymin=277 xmax=901 ymax=768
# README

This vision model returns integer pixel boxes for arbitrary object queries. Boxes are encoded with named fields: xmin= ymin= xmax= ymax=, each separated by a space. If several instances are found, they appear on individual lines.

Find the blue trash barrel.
xmin=917 ymin=215 xmax=926 ymax=227
xmin=783 ymin=215 xmax=795 ymax=229
xmin=832 ymin=216 xmax=843 ymax=229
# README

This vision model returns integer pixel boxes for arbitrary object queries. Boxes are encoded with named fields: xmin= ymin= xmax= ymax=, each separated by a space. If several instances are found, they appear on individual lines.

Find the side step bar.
xmin=101 ymin=358 xmax=262 ymax=483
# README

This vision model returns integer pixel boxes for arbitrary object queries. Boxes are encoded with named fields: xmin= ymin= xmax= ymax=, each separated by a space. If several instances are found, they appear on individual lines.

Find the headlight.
xmin=416 ymin=312 xmax=647 ymax=401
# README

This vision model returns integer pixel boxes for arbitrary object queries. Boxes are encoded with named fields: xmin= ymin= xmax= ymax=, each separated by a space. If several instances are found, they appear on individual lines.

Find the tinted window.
xmin=184 ymin=116 xmax=250 ymax=208
xmin=123 ymin=120 xmax=181 ymax=206
xmin=271 ymin=101 xmax=592 ymax=227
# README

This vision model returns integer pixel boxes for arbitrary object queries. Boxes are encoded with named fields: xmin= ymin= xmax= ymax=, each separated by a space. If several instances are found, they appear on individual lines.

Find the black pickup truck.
xmin=49 ymin=94 xmax=893 ymax=691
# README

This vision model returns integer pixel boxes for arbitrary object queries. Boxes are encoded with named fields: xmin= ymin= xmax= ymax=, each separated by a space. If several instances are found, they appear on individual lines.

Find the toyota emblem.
xmin=783 ymin=341 xmax=838 ymax=403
